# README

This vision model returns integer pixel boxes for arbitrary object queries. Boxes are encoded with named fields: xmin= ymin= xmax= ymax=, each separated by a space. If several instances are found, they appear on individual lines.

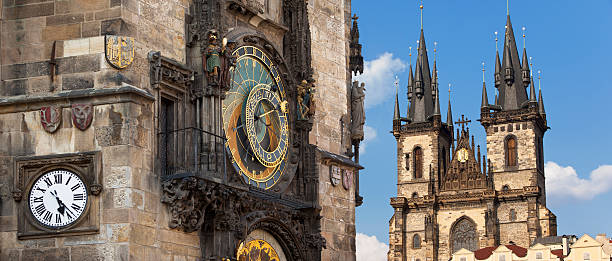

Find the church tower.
xmin=388 ymin=8 xmax=557 ymax=261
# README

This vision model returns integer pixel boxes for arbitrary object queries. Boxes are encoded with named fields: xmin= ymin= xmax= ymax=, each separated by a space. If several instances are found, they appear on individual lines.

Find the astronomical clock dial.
xmin=222 ymin=46 xmax=290 ymax=190
xmin=457 ymin=148 xmax=469 ymax=163
xmin=28 ymin=170 xmax=88 ymax=228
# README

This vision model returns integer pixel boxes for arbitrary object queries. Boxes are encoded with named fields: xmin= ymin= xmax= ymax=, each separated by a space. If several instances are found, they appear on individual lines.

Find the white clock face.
xmin=28 ymin=170 xmax=88 ymax=228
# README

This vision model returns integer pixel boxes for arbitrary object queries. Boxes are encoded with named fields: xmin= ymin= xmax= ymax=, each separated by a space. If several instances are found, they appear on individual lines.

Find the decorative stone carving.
xmin=71 ymin=104 xmax=93 ymax=131
xmin=297 ymin=80 xmax=316 ymax=120
xmin=351 ymin=81 xmax=366 ymax=141
xmin=329 ymin=165 xmax=341 ymax=186
xmin=342 ymin=169 xmax=353 ymax=190
xmin=105 ymin=35 xmax=135 ymax=69
xmin=349 ymin=14 xmax=364 ymax=75
xmin=219 ymin=39 xmax=237 ymax=95
xmin=40 ymin=106 xmax=61 ymax=133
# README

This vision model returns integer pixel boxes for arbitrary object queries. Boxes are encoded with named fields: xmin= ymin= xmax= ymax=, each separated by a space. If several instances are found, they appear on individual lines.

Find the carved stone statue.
xmin=219 ymin=39 xmax=237 ymax=94
xmin=351 ymin=81 xmax=365 ymax=141
xmin=297 ymin=80 xmax=315 ymax=120
xmin=203 ymin=30 xmax=221 ymax=85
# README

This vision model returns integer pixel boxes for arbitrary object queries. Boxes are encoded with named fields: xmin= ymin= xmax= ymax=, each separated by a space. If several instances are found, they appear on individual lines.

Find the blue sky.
xmin=352 ymin=0 xmax=612 ymax=255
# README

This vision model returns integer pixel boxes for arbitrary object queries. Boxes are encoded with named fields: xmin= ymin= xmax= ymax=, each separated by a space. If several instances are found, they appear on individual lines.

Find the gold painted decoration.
xmin=237 ymin=239 xmax=280 ymax=261
xmin=457 ymin=148 xmax=469 ymax=163
xmin=105 ymin=35 xmax=135 ymax=69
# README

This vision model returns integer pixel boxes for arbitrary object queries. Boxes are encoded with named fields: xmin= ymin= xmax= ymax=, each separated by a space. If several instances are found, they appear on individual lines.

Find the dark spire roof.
xmin=434 ymin=86 xmax=441 ymax=116
xmin=481 ymin=82 xmax=489 ymax=109
xmin=494 ymin=51 xmax=502 ymax=87
xmin=538 ymin=88 xmax=546 ymax=115
xmin=408 ymin=29 xmax=435 ymax=123
xmin=521 ymin=48 xmax=531 ymax=86
xmin=407 ymin=65 xmax=413 ymax=120
xmin=447 ymin=98 xmax=453 ymax=126
xmin=394 ymin=91 xmax=400 ymax=120
xmin=497 ymin=15 xmax=529 ymax=111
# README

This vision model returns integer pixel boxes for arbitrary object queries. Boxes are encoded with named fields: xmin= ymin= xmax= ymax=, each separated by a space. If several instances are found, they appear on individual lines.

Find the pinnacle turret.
xmin=521 ymin=48 xmax=531 ymax=86
xmin=481 ymin=82 xmax=489 ymax=109
xmin=407 ymin=29 xmax=435 ymax=123
xmin=538 ymin=88 xmax=545 ymax=116
xmin=494 ymin=52 xmax=502 ymax=87
xmin=394 ymin=92 xmax=400 ymax=121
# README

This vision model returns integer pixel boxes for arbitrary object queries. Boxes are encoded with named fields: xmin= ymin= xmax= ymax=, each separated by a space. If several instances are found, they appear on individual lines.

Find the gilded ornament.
xmin=105 ymin=35 xmax=135 ymax=69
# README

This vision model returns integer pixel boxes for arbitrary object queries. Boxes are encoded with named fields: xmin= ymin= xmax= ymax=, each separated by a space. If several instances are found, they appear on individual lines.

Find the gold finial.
xmin=494 ymin=31 xmax=499 ymax=52
xmin=420 ymin=0 xmax=424 ymax=30
xmin=538 ymin=70 xmax=542 ymax=90
xmin=522 ymin=26 xmax=526 ymax=49
xmin=434 ymin=41 xmax=438 ymax=61
xmin=482 ymin=61 xmax=486 ymax=83
xmin=409 ymin=46 xmax=412 ymax=65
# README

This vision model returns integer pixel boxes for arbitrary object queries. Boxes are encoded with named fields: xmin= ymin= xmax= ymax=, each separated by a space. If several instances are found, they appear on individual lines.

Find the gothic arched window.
xmin=509 ymin=209 xmax=517 ymax=221
xmin=412 ymin=192 xmax=418 ymax=198
xmin=414 ymin=147 xmax=423 ymax=179
xmin=502 ymin=185 xmax=510 ymax=191
xmin=505 ymin=136 xmax=518 ymax=167
xmin=413 ymin=234 xmax=421 ymax=249
xmin=451 ymin=217 xmax=478 ymax=254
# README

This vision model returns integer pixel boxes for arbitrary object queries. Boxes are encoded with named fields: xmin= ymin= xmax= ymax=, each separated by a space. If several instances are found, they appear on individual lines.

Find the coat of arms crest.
xmin=105 ymin=35 xmax=135 ymax=69
xmin=40 ymin=106 xmax=62 ymax=133
xmin=330 ymin=165 xmax=341 ymax=186
xmin=71 ymin=104 xmax=93 ymax=131
xmin=342 ymin=169 xmax=353 ymax=190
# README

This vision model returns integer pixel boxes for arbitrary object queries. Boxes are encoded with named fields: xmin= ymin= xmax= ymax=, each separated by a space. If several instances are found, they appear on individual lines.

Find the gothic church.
xmin=388 ymin=11 xmax=557 ymax=261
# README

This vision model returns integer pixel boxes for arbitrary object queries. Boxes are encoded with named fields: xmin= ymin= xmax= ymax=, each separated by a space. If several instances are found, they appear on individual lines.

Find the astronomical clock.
xmin=223 ymin=46 xmax=292 ymax=190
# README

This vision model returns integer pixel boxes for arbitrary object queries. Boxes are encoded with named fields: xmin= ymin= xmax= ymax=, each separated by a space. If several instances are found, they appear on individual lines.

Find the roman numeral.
xmin=55 ymin=213 xmax=61 ymax=224
xmin=65 ymin=176 xmax=72 ymax=185
xmin=71 ymin=183 xmax=81 ymax=192
xmin=43 ymin=211 xmax=52 ymax=222
xmin=65 ymin=208 xmax=74 ymax=219
xmin=43 ymin=177 xmax=52 ymax=187
xmin=73 ymin=194 xmax=84 ymax=201
xmin=35 ymin=187 xmax=46 ymax=193
xmin=54 ymin=173 xmax=62 ymax=184
xmin=35 ymin=204 xmax=46 ymax=216
xmin=71 ymin=203 xmax=82 ymax=212
xmin=33 ymin=196 xmax=43 ymax=203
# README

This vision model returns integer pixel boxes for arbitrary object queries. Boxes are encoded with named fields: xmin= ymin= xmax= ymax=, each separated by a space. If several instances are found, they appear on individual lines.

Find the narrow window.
xmin=412 ymin=234 xmax=421 ymax=249
xmin=460 ymin=258 xmax=466 ymax=261
xmin=584 ymin=252 xmax=590 ymax=260
xmin=498 ymin=255 xmax=505 ymax=261
xmin=509 ymin=209 xmax=517 ymax=221
xmin=441 ymin=147 xmax=447 ymax=176
xmin=160 ymin=97 xmax=175 ymax=176
xmin=412 ymin=192 xmax=418 ymax=198
xmin=404 ymin=153 xmax=410 ymax=171
xmin=505 ymin=136 xmax=517 ymax=167
xmin=414 ymin=147 xmax=423 ymax=179
xmin=502 ymin=185 xmax=510 ymax=191
xmin=535 ymin=252 xmax=542 ymax=259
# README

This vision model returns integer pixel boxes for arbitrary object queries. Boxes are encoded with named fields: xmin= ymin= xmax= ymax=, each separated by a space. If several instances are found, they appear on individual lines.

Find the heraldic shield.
xmin=40 ymin=106 xmax=61 ymax=133
xmin=72 ymin=104 xmax=93 ymax=131
xmin=105 ymin=35 xmax=135 ymax=69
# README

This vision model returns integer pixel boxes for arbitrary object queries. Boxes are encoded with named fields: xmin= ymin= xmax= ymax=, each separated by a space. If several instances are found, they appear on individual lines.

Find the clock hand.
xmin=51 ymin=190 xmax=66 ymax=215
xmin=256 ymin=109 xmax=276 ymax=119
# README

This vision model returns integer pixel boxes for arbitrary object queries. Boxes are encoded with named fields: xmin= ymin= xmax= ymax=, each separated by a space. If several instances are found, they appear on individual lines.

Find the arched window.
xmin=583 ymin=252 xmax=590 ymax=260
xmin=505 ymin=136 xmax=517 ymax=167
xmin=509 ymin=209 xmax=517 ymax=221
xmin=412 ymin=234 xmax=421 ymax=249
xmin=502 ymin=185 xmax=510 ymax=191
xmin=414 ymin=147 xmax=423 ymax=179
xmin=451 ymin=217 xmax=478 ymax=254
xmin=411 ymin=192 xmax=418 ymax=198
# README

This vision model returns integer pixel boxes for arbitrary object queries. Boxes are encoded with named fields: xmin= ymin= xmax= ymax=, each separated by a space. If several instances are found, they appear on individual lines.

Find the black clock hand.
xmin=51 ymin=190 xmax=66 ymax=215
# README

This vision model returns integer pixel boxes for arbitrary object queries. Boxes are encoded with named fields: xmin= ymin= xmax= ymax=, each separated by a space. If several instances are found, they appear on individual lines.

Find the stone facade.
xmin=1 ymin=0 xmax=362 ymax=260
xmin=388 ymin=12 xmax=556 ymax=261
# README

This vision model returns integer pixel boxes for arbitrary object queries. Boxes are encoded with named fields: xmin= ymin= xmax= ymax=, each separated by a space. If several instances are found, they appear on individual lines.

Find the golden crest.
xmin=105 ymin=35 xmax=134 ymax=69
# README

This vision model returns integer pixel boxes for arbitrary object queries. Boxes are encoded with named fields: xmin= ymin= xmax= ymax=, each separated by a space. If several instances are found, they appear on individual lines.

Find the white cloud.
xmin=545 ymin=161 xmax=612 ymax=200
xmin=359 ymin=125 xmax=377 ymax=155
xmin=356 ymin=233 xmax=388 ymax=261
xmin=354 ymin=52 xmax=406 ymax=109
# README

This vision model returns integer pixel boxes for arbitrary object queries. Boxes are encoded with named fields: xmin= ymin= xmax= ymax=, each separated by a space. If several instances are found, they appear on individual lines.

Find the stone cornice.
xmin=391 ymin=186 xmax=541 ymax=209
xmin=0 ymin=85 xmax=155 ymax=114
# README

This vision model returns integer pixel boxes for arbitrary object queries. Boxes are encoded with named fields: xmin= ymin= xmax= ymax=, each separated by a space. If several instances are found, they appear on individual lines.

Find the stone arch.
xmin=246 ymin=217 xmax=306 ymax=261
xmin=450 ymin=216 xmax=478 ymax=254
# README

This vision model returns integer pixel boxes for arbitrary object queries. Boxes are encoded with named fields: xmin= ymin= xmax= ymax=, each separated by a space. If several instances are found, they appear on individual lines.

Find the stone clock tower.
xmin=388 ymin=10 xmax=556 ymax=261
xmin=0 ymin=0 xmax=363 ymax=260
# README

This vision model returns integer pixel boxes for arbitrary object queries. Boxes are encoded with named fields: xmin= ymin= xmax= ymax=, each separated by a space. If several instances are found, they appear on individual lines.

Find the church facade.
xmin=388 ymin=13 xmax=557 ymax=261
xmin=0 ymin=0 xmax=364 ymax=260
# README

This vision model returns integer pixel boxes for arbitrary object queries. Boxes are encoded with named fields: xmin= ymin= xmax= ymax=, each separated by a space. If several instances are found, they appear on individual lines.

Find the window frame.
xmin=413 ymin=146 xmax=423 ymax=179
xmin=505 ymin=135 xmax=518 ymax=167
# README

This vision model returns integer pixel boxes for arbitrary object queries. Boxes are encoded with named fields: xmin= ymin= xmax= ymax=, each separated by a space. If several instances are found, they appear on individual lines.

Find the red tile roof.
xmin=473 ymin=245 xmax=528 ymax=260
xmin=551 ymin=249 xmax=566 ymax=258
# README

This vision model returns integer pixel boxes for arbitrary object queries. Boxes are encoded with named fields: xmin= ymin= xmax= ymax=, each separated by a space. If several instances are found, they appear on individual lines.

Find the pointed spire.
xmin=394 ymin=92 xmax=401 ymax=120
xmin=503 ymin=40 xmax=514 ymax=84
xmin=495 ymin=51 xmax=502 ymax=87
xmin=407 ymin=64 xmax=414 ymax=99
xmin=481 ymin=62 xmax=489 ymax=109
xmin=497 ymin=14 xmax=529 ymax=110
xmin=447 ymin=83 xmax=453 ymax=126
xmin=434 ymin=86 xmax=441 ymax=116
xmin=538 ymin=71 xmax=546 ymax=115
xmin=522 ymin=48 xmax=531 ymax=86
xmin=431 ymin=61 xmax=438 ymax=96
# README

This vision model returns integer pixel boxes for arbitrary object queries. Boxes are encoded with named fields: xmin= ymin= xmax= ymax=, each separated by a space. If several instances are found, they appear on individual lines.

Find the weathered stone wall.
xmin=401 ymin=210 xmax=427 ymax=260
xmin=497 ymin=201 xmax=529 ymax=246
xmin=0 ymin=0 xmax=203 ymax=260
xmin=397 ymin=133 xmax=437 ymax=198
xmin=308 ymin=0 xmax=356 ymax=260
xmin=436 ymin=207 xmax=487 ymax=260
